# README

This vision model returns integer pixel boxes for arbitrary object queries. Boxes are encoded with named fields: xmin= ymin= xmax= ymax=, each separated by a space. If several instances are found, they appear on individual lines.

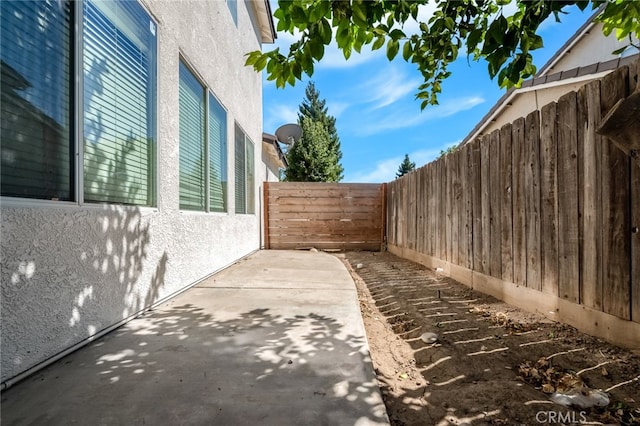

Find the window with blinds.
xmin=234 ymin=124 xmax=254 ymax=215
xmin=83 ymin=0 xmax=157 ymax=206
xmin=0 ymin=0 xmax=157 ymax=206
xmin=179 ymin=60 xmax=228 ymax=212
xmin=209 ymin=94 xmax=227 ymax=212
xmin=179 ymin=62 xmax=206 ymax=211
xmin=1 ymin=0 xmax=73 ymax=200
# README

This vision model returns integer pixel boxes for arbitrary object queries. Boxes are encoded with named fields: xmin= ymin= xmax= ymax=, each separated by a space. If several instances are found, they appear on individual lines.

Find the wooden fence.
xmin=264 ymin=182 xmax=386 ymax=250
xmin=387 ymin=63 xmax=640 ymax=347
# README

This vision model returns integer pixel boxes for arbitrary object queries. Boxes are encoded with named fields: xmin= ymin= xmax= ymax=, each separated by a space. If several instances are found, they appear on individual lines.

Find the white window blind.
xmin=83 ymin=0 xmax=157 ymax=206
xmin=179 ymin=61 xmax=206 ymax=211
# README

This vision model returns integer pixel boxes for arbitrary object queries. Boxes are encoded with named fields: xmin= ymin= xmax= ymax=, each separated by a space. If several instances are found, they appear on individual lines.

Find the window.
xmin=0 ymin=0 xmax=157 ymax=206
xmin=179 ymin=60 xmax=228 ymax=212
xmin=226 ymin=0 xmax=238 ymax=26
xmin=234 ymin=124 xmax=254 ymax=214
xmin=1 ymin=1 xmax=73 ymax=200
xmin=83 ymin=0 xmax=157 ymax=205
xmin=209 ymin=94 xmax=228 ymax=212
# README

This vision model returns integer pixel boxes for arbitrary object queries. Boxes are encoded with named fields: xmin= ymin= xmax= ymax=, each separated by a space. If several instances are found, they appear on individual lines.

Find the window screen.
xmin=179 ymin=61 xmax=206 ymax=211
xmin=1 ymin=0 xmax=73 ymax=200
xmin=83 ymin=0 xmax=157 ymax=206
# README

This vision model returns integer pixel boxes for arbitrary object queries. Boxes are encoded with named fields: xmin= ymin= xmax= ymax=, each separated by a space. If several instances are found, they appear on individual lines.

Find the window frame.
xmin=178 ymin=57 xmax=229 ymax=214
xmin=0 ymin=0 xmax=159 ymax=209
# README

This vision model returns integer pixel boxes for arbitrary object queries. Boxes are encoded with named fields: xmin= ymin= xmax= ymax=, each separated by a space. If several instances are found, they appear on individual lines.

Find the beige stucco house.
xmin=1 ymin=0 xmax=276 ymax=385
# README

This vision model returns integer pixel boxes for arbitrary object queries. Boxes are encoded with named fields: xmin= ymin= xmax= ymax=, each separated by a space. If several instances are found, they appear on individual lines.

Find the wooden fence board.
xmin=512 ymin=117 xmax=527 ymax=287
xmin=632 ymin=164 xmax=640 ymax=323
xmin=557 ymin=92 xmax=580 ymax=304
xmin=460 ymin=144 xmax=471 ymax=269
xmin=429 ymin=164 xmax=437 ymax=257
xmin=489 ymin=130 xmax=502 ymax=278
xmin=266 ymin=182 xmax=385 ymax=250
xmin=601 ymin=67 xmax=631 ymax=320
xmin=500 ymin=123 xmax=514 ymax=283
xmin=451 ymin=152 xmax=460 ymax=266
xmin=438 ymin=159 xmax=446 ymax=260
xmin=471 ymin=138 xmax=483 ymax=272
xmin=578 ymin=81 xmax=603 ymax=310
xmin=525 ymin=111 xmax=542 ymax=291
xmin=480 ymin=136 xmax=491 ymax=274
xmin=540 ymin=103 xmax=559 ymax=296
xmin=444 ymin=155 xmax=452 ymax=262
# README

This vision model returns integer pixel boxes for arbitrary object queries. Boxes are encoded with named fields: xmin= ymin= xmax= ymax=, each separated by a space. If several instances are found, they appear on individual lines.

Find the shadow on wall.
xmin=2 ymin=0 xmax=165 ymax=383
xmin=1 ymin=203 xmax=169 ymax=383
xmin=1 ymin=305 xmax=388 ymax=425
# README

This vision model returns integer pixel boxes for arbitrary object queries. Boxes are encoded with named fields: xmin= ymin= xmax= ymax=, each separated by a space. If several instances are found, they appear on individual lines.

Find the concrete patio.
xmin=1 ymin=250 xmax=388 ymax=425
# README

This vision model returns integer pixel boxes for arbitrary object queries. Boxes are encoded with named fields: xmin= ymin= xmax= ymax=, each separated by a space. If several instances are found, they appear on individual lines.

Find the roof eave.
xmin=252 ymin=0 xmax=277 ymax=44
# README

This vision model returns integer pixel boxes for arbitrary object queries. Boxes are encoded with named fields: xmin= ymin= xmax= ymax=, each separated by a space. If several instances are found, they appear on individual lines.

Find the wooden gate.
xmin=264 ymin=182 xmax=386 ymax=251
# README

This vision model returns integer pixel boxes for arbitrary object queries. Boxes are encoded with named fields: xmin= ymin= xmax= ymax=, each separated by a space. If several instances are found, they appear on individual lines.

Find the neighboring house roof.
xmin=252 ymin=0 xmax=277 ymax=43
xmin=262 ymin=132 xmax=288 ymax=169
xmin=460 ymin=7 xmax=637 ymax=146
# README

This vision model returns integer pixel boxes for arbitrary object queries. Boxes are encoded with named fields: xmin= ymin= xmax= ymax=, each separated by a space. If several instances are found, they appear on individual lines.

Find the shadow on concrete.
xmin=2 ymin=301 xmax=388 ymax=425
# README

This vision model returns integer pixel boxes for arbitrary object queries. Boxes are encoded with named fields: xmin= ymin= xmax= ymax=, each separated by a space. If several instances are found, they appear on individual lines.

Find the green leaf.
xmin=319 ymin=18 xmax=332 ymax=44
xmin=290 ymin=5 xmax=307 ymax=24
xmin=389 ymin=29 xmax=406 ymax=40
xmin=387 ymin=39 xmax=399 ymax=60
xmin=402 ymin=41 xmax=413 ymax=61
xmin=372 ymin=36 xmax=385 ymax=50
xmin=309 ymin=39 xmax=325 ymax=60
xmin=255 ymin=55 xmax=268 ymax=70
xmin=309 ymin=1 xmax=330 ymax=22
xmin=529 ymin=34 xmax=543 ymax=50
xmin=352 ymin=0 xmax=368 ymax=25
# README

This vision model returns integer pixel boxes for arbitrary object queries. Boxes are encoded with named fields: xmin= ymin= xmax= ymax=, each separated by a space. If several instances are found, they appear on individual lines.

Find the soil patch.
xmin=338 ymin=251 xmax=640 ymax=426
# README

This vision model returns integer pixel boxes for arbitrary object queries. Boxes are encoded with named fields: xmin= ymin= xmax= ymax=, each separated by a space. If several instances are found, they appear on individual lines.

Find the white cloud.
xmin=359 ymin=65 xmax=421 ymax=110
xmin=326 ymin=101 xmax=349 ymax=119
xmin=356 ymin=96 xmax=485 ymax=136
xmin=344 ymin=142 xmax=461 ymax=183
xmin=264 ymin=104 xmax=298 ymax=134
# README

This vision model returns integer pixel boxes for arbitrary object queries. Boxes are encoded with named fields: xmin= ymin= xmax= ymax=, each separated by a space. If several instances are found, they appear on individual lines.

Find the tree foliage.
xmin=438 ymin=145 xmax=459 ymax=158
xmin=246 ymin=0 xmax=640 ymax=109
xmin=396 ymin=154 xmax=416 ymax=178
xmin=298 ymin=82 xmax=344 ymax=180
xmin=284 ymin=116 xmax=343 ymax=182
xmin=284 ymin=82 xmax=343 ymax=182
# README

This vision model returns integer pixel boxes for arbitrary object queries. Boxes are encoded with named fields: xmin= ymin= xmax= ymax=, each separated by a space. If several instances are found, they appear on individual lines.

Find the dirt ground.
xmin=338 ymin=251 xmax=640 ymax=426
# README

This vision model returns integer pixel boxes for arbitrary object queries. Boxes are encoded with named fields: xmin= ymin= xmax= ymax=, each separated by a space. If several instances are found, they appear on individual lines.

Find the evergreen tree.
xmin=293 ymin=81 xmax=343 ymax=181
xmin=396 ymin=154 xmax=416 ymax=178
xmin=285 ymin=117 xmax=342 ymax=182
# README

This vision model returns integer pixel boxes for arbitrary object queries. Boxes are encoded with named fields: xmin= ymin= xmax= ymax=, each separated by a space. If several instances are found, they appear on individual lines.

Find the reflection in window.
xmin=179 ymin=61 xmax=206 ymax=211
xmin=83 ymin=0 xmax=157 ymax=206
xmin=1 ymin=0 xmax=73 ymax=200
xmin=0 ymin=0 xmax=157 ymax=206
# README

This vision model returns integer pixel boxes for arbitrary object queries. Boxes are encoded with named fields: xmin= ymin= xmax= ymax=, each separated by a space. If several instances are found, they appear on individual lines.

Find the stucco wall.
xmin=1 ymin=0 xmax=267 ymax=382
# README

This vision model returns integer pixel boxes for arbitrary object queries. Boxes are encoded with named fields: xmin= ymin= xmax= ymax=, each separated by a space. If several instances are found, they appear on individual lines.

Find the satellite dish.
xmin=275 ymin=123 xmax=302 ymax=145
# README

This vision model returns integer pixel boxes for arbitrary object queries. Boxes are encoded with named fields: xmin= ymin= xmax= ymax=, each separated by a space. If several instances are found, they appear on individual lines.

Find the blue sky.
xmin=261 ymin=4 xmax=594 ymax=183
